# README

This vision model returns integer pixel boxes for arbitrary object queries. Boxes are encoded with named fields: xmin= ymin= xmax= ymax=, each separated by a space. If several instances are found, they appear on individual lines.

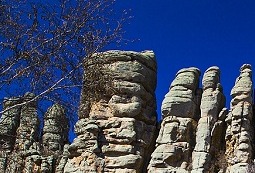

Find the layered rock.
xmin=42 ymin=103 xmax=69 ymax=156
xmin=225 ymin=64 xmax=254 ymax=172
xmin=42 ymin=104 xmax=70 ymax=172
xmin=64 ymin=50 xmax=157 ymax=173
xmin=0 ymin=93 xmax=70 ymax=172
xmin=0 ymin=97 xmax=21 ymax=154
xmin=0 ymin=50 xmax=255 ymax=173
xmin=0 ymin=97 xmax=21 ymax=172
xmin=6 ymin=92 xmax=41 ymax=173
xmin=148 ymin=67 xmax=201 ymax=172
xmin=191 ymin=67 xmax=226 ymax=173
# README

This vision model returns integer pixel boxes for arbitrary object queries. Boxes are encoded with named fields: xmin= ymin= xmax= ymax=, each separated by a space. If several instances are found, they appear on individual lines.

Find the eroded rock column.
xmin=148 ymin=67 xmax=201 ymax=173
xmin=0 ymin=97 xmax=21 ymax=153
xmin=0 ymin=97 xmax=21 ymax=172
xmin=42 ymin=103 xmax=69 ymax=172
xmin=225 ymin=64 xmax=254 ymax=172
xmin=6 ymin=92 xmax=41 ymax=173
xmin=64 ymin=50 xmax=157 ymax=173
xmin=191 ymin=67 xmax=226 ymax=173
xmin=43 ymin=103 xmax=69 ymax=155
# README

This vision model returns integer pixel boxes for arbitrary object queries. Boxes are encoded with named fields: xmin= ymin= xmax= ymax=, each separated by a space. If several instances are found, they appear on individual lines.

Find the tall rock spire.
xmin=148 ymin=67 xmax=201 ymax=172
xmin=191 ymin=66 xmax=226 ymax=172
xmin=42 ymin=103 xmax=69 ymax=155
xmin=225 ymin=64 xmax=254 ymax=172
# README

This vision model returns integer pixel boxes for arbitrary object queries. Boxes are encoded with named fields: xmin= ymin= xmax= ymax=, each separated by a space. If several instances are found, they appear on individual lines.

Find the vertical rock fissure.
xmin=191 ymin=66 xmax=226 ymax=173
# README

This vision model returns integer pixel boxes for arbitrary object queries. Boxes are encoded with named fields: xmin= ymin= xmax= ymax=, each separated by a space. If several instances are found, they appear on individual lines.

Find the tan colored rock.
xmin=65 ymin=50 xmax=157 ymax=173
xmin=0 ymin=93 xmax=70 ymax=172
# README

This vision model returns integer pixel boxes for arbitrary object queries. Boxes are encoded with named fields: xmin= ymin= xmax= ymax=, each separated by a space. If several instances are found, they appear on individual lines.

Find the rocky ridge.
xmin=0 ymin=50 xmax=254 ymax=173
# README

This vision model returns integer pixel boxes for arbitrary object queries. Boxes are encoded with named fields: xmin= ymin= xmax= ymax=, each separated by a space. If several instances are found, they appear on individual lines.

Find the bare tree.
xmin=0 ymin=0 xmax=130 ymax=123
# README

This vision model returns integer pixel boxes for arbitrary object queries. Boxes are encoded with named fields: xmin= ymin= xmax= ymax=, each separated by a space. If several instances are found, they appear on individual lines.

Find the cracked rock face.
xmin=225 ymin=64 xmax=254 ymax=173
xmin=148 ymin=67 xmax=201 ymax=173
xmin=191 ymin=66 xmax=226 ymax=173
xmin=148 ymin=64 xmax=255 ymax=173
xmin=5 ymin=92 xmax=41 ymax=173
xmin=0 ymin=97 xmax=21 ymax=154
xmin=0 ymin=93 xmax=70 ymax=173
xmin=148 ymin=66 xmax=228 ymax=173
xmin=64 ymin=50 xmax=157 ymax=173
xmin=43 ymin=103 xmax=69 ymax=156
xmin=0 ymin=51 xmax=255 ymax=173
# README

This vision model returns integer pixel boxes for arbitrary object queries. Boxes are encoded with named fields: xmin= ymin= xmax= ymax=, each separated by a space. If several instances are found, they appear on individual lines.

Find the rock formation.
xmin=0 ymin=93 xmax=69 ymax=172
xmin=0 ymin=97 xmax=21 ymax=172
xmin=43 ymin=103 xmax=69 ymax=156
xmin=191 ymin=67 xmax=226 ymax=173
xmin=148 ymin=64 xmax=255 ymax=173
xmin=0 ymin=49 xmax=255 ymax=173
xmin=225 ymin=64 xmax=254 ymax=172
xmin=148 ymin=67 xmax=201 ymax=172
xmin=64 ymin=50 xmax=157 ymax=173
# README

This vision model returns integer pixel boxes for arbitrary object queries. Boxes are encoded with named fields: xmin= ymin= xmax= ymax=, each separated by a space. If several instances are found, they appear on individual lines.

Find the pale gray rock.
xmin=0 ymin=97 xmax=21 ymax=153
xmin=42 ymin=103 xmax=69 ymax=155
xmin=5 ymin=92 xmax=41 ymax=172
xmin=148 ymin=67 xmax=200 ymax=172
xmin=161 ymin=67 xmax=200 ymax=119
xmin=15 ymin=92 xmax=40 ymax=152
xmin=225 ymin=64 xmax=254 ymax=172
xmin=0 ymin=93 xmax=70 ymax=172
xmin=66 ymin=50 xmax=157 ymax=173
xmin=192 ymin=66 xmax=226 ymax=172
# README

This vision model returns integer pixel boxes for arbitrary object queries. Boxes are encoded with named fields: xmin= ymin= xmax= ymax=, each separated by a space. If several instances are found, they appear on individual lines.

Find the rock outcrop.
xmin=148 ymin=64 xmax=255 ymax=173
xmin=148 ymin=67 xmax=201 ymax=172
xmin=0 ymin=93 xmax=70 ymax=173
xmin=191 ymin=67 xmax=226 ymax=173
xmin=225 ymin=64 xmax=254 ymax=172
xmin=64 ymin=50 xmax=158 ymax=173
xmin=43 ymin=103 xmax=69 ymax=156
xmin=1 ymin=49 xmax=255 ymax=173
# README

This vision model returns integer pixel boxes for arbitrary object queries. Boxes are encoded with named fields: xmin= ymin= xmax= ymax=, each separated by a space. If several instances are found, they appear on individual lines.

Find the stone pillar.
xmin=225 ymin=64 xmax=254 ymax=172
xmin=64 ymin=50 xmax=157 ymax=173
xmin=148 ymin=67 xmax=201 ymax=172
xmin=6 ymin=92 xmax=40 ymax=173
xmin=42 ymin=103 xmax=69 ymax=172
xmin=0 ymin=97 xmax=21 ymax=153
xmin=42 ymin=103 xmax=69 ymax=155
xmin=191 ymin=66 xmax=226 ymax=173
xmin=0 ymin=97 xmax=21 ymax=172
xmin=15 ymin=92 xmax=40 ymax=152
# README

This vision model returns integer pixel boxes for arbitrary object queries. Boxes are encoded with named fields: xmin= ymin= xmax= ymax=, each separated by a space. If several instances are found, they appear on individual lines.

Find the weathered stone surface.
xmin=148 ymin=67 xmax=200 ymax=172
xmin=3 ymin=92 xmax=40 ymax=172
xmin=161 ymin=67 xmax=200 ymax=120
xmin=225 ymin=64 xmax=254 ymax=172
xmin=0 ymin=97 xmax=21 ymax=154
xmin=150 ymin=64 xmax=254 ymax=173
xmin=66 ymin=50 xmax=157 ymax=173
xmin=191 ymin=66 xmax=226 ymax=173
xmin=0 ymin=93 xmax=70 ymax=172
xmin=42 ymin=104 xmax=69 ymax=155
xmin=1 ymin=50 xmax=255 ymax=173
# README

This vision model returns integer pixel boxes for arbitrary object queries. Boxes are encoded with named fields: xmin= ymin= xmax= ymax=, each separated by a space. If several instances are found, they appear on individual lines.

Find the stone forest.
xmin=0 ymin=50 xmax=254 ymax=173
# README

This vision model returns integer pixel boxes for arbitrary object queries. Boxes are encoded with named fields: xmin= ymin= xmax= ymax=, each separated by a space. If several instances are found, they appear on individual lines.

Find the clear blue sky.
xmin=116 ymin=0 xmax=255 ymax=119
